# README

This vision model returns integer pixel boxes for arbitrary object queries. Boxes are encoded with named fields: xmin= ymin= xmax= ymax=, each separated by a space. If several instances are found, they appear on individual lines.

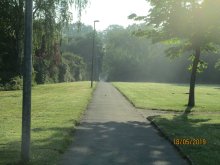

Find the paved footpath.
xmin=59 ymin=82 xmax=188 ymax=165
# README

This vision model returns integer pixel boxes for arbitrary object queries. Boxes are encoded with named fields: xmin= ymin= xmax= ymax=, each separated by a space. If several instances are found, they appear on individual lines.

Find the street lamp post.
xmin=21 ymin=0 xmax=33 ymax=163
xmin=91 ymin=20 xmax=99 ymax=88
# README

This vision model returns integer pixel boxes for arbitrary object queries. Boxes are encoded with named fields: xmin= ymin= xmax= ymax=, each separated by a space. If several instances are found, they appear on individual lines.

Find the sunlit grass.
xmin=113 ymin=82 xmax=220 ymax=112
xmin=0 ymin=82 xmax=94 ymax=165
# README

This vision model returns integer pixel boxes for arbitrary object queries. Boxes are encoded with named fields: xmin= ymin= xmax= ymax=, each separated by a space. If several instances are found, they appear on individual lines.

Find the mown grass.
xmin=152 ymin=114 xmax=220 ymax=165
xmin=0 ymin=82 xmax=94 ymax=165
xmin=113 ymin=82 xmax=220 ymax=112
xmin=113 ymin=82 xmax=220 ymax=165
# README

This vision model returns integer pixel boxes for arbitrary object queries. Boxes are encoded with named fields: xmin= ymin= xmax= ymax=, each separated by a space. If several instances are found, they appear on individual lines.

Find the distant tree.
xmin=102 ymin=26 xmax=136 ymax=80
xmin=62 ymin=52 xmax=86 ymax=81
xmin=130 ymin=0 xmax=220 ymax=110
xmin=61 ymin=24 xmax=104 ymax=80
xmin=102 ymin=25 xmax=139 ymax=81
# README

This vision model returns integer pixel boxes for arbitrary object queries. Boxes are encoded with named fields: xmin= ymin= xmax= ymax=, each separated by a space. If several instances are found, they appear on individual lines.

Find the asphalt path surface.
xmin=59 ymin=82 xmax=188 ymax=165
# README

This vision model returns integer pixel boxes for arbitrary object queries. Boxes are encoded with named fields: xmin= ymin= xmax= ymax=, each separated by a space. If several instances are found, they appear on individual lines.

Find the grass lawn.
xmin=113 ymin=82 xmax=220 ymax=112
xmin=152 ymin=114 xmax=220 ymax=165
xmin=0 ymin=82 xmax=94 ymax=165
xmin=113 ymin=82 xmax=220 ymax=165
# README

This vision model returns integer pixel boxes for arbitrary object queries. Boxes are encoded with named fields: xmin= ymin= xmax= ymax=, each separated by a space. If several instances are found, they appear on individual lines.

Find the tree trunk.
xmin=187 ymin=47 xmax=201 ymax=108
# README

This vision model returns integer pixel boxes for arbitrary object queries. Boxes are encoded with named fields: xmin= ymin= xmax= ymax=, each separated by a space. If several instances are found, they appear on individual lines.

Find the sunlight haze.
xmin=71 ymin=0 xmax=150 ymax=31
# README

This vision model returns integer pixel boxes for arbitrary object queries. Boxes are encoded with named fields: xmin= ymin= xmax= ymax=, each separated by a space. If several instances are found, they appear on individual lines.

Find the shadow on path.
xmin=61 ymin=120 xmax=188 ymax=165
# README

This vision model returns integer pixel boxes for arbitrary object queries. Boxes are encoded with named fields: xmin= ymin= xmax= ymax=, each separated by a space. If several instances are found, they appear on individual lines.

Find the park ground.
xmin=113 ymin=82 xmax=220 ymax=165
xmin=0 ymin=82 xmax=94 ymax=165
xmin=0 ymin=81 xmax=219 ymax=164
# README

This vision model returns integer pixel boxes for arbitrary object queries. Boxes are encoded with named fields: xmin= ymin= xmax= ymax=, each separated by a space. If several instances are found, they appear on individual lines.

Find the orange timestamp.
xmin=173 ymin=138 xmax=207 ymax=145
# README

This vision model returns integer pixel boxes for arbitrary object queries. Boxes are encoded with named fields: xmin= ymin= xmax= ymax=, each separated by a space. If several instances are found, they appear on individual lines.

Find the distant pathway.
xmin=59 ymin=82 xmax=188 ymax=165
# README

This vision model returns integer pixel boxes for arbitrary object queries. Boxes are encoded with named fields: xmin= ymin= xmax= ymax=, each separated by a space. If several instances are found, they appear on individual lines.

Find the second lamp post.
xmin=91 ymin=20 xmax=99 ymax=88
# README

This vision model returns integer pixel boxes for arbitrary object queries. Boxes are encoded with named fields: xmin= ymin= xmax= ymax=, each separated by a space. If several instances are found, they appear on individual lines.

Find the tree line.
xmin=1 ymin=0 xmax=220 ymax=109
xmin=0 ymin=0 xmax=89 ymax=90
xmin=102 ymin=24 xmax=220 ymax=84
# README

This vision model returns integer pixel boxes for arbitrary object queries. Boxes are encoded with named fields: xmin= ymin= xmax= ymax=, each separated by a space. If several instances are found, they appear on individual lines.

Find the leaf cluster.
xmin=129 ymin=0 xmax=220 ymax=72
xmin=129 ymin=0 xmax=220 ymax=51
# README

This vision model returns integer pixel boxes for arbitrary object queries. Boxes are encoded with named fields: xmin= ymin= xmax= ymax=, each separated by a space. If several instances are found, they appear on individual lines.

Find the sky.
xmin=71 ymin=0 xmax=150 ymax=31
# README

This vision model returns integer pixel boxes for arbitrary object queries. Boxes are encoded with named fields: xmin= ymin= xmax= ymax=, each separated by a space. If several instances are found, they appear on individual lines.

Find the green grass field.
xmin=0 ymin=82 xmax=94 ymax=165
xmin=113 ymin=82 xmax=220 ymax=112
xmin=113 ymin=82 xmax=220 ymax=165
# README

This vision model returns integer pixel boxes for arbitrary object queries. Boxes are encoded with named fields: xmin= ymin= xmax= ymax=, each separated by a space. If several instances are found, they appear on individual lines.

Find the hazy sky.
xmin=71 ymin=0 xmax=150 ymax=31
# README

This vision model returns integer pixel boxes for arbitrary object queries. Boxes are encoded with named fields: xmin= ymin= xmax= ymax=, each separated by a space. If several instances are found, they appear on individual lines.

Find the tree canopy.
xmin=129 ymin=0 xmax=220 ymax=108
xmin=0 ymin=0 xmax=88 ymax=88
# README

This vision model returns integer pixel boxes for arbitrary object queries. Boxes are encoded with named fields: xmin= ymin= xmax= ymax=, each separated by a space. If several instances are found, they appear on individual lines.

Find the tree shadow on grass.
xmin=0 ymin=141 xmax=21 ymax=165
xmin=1 ymin=125 xmax=76 ymax=165
xmin=2 ymin=113 xmax=218 ymax=165
xmin=3 ymin=115 xmax=218 ymax=165
xmin=0 ymin=120 xmax=190 ymax=165
xmin=184 ymin=106 xmax=193 ymax=115
xmin=152 ymin=112 xmax=220 ymax=165
xmin=0 ymin=121 xmax=186 ymax=165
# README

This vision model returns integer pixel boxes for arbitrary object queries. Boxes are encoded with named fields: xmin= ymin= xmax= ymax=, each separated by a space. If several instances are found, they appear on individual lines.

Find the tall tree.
xmin=33 ymin=0 xmax=88 ymax=83
xmin=130 ymin=0 xmax=220 ymax=110
xmin=0 ymin=0 xmax=24 ymax=83
xmin=0 ymin=0 xmax=89 ymax=85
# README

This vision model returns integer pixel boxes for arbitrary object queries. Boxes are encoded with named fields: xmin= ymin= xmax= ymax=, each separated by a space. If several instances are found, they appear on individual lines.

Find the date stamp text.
xmin=173 ymin=138 xmax=207 ymax=145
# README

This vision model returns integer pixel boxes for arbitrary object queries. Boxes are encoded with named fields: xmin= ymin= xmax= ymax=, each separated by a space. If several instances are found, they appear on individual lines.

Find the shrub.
xmin=4 ymin=76 xmax=23 ymax=90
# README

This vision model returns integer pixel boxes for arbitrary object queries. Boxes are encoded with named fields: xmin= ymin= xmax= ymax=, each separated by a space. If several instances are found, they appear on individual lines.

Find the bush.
xmin=4 ymin=76 xmax=23 ymax=91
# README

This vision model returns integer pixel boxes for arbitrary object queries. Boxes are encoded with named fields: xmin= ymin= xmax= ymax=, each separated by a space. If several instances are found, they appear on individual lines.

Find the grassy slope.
xmin=0 ymin=82 xmax=94 ymax=165
xmin=113 ymin=82 xmax=220 ymax=165
xmin=113 ymin=82 xmax=220 ymax=112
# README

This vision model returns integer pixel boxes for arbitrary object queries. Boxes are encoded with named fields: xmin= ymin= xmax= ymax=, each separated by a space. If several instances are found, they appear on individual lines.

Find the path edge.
xmin=113 ymin=83 xmax=193 ymax=165
xmin=74 ymin=82 xmax=99 ymax=127
xmin=147 ymin=117 xmax=193 ymax=165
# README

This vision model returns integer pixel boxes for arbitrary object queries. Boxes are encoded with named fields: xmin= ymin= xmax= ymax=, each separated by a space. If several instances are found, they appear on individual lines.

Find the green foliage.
xmin=102 ymin=25 xmax=149 ymax=81
xmin=1 ymin=76 xmax=23 ymax=91
xmin=0 ymin=0 xmax=24 ymax=83
xmin=188 ymin=60 xmax=208 ymax=73
xmin=165 ymin=41 xmax=192 ymax=59
xmin=130 ymin=0 xmax=220 ymax=63
xmin=0 ymin=0 xmax=89 ymax=88
xmin=61 ymin=23 xmax=104 ymax=80
xmin=188 ymin=55 xmax=208 ymax=73
xmin=102 ymin=24 xmax=220 ymax=83
xmin=61 ymin=52 xmax=86 ymax=81
xmin=103 ymin=25 xmax=186 ymax=82
xmin=34 ymin=60 xmax=47 ymax=84
xmin=58 ymin=63 xmax=68 ymax=82
xmin=214 ymin=58 xmax=220 ymax=71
